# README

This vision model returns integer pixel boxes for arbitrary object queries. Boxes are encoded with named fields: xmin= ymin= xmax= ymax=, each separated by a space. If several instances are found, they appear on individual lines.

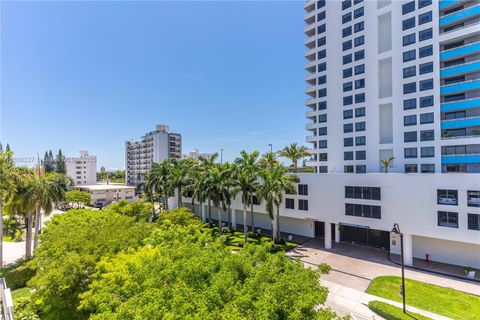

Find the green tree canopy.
xmin=65 ymin=190 xmax=92 ymax=208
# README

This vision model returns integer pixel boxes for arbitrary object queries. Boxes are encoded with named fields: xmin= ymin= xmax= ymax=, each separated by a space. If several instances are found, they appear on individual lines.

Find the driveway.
xmin=287 ymin=238 xmax=480 ymax=295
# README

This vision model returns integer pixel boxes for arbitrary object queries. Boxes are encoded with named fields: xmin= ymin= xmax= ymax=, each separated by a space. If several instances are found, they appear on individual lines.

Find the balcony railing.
xmin=441 ymin=97 xmax=480 ymax=111
xmin=441 ymin=115 xmax=480 ymax=129
xmin=440 ymin=4 xmax=480 ymax=26
xmin=440 ymin=41 xmax=480 ymax=61
xmin=440 ymin=79 xmax=480 ymax=95
xmin=440 ymin=60 xmax=480 ymax=78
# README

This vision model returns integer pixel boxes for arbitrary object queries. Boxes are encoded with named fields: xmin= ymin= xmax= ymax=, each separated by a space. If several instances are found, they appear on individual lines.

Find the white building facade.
xmin=75 ymin=184 xmax=136 ymax=207
xmin=125 ymin=124 xmax=182 ymax=187
xmin=66 ymin=150 xmax=97 ymax=185
xmin=183 ymin=148 xmax=213 ymax=160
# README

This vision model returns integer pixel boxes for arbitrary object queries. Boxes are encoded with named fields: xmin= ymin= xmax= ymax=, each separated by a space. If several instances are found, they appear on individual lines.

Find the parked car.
xmin=438 ymin=196 xmax=457 ymax=205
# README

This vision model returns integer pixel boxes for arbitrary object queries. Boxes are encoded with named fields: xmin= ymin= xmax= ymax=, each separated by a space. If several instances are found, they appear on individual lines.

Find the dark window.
xmin=404 ymin=115 xmax=417 ymax=126
xmin=299 ymin=184 xmax=308 ymax=196
xmin=318 ymin=101 xmax=327 ymax=110
xmin=342 ymin=12 xmax=352 ymax=24
xmin=317 ymin=11 xmax=326 ymax=21
xmin=419 ymin=11 xmax=432 ymax=25
xmin=355 ymin=121 xmax=366 ymax=131
xmin=318 ymin=127 xmax=327 ymax=136
xmin=418 ymin=0 xmax=432 ymax=9
xmin=319 ymin=140 xmax=327 ymax=149
xmin=402 ymin=1 xmax=415 ymax=14
xmin=419 ymin=28 xmax=432 ymax=41
xmin=344 ymin=151 xmax=354 ymax=160
xmin=421 ymin=163 xmax=435 ymax=173
xmin=355 ymin=79 xmax=365 ymax=89
xmin=318 ymin=114 xmax=327 ymax=123
xmin=468 ymin=214 xmax=480 ymax=231
xmin=344 ymin=165 xmax=354 ymax=173
xmin=356 ymin=165 xmax=366 ymax=173
xmin=355 ymin=107 xmax=365 ymax=117
xmin=299 ymin=199 xmax=309 ymax=211
xmin=420 ymin=129 xmax=434 ymax=141
xmin=317 ymin=50 xmax=327 ymax=60
xmin=317 ymin=0 xmax=326 ymax=9
xmin=343 ymin=40 xmax=353 ymax=51
xmin=467 ymin=191 xmax=480 ymax=208
xmin=405 ymin=164 xmax=417 ymax=173
xmin=437 ymin=189 xmax=458 ymax=206
xmin=344 ymin=137 xmax=354 ymax=147
xmin=356 ymin=150 xmax=366 ymax=160
xmin=319 ymin=153 xmax=327 ymax=161
xmin=345 ymin=203 xmax=381 ymax=219
xmin=354 ymin=64 xmax=365 ymax=75
xmin=419 ymin=79 xmax=433 ymax=91
xmin=419 ymin=45 xmax=433 ymax=58
xmin=354 ymin=50 xmax=365 ymax=61
xmin=403 ymin=82 xmax=416 ymax=94
xmin=285 ymin=198 xmax=295 ymax=209
xmin=343 ymin=68 xmax=353 ymax=78
xmin=343 ymin=54 xmax=353 ymax=65
xmin=354 ymin=35 xmax=364 ymax=47
xmin=404 ymin=98 xmax=417 ymax=110
xmin=403 ymin=66 xmax=416 ymax=78
xmin=403 ymin=49 xmax=416 ymax=62
xmin=404 ymin=131 xmax=417 ymax=142
xmin=318 ymin=62 xmax=327 ymax=72
xmin=318 ymin=88 xmax=327 ymax=97
xmin=343 ymin=109 xmax=353 ymax=119
xmin=317 ymin=24 xmax=326 ymax=34
xmin=421 ymin=146 xmax=435 ymax=158
xmin=345 ymin=186 xmax=381 ymax=200
xmin=355 ymin=93 xmax=365 ymax=103
xmin=438 ymin=211 xmax=458 ymax=228
xmin=404 ymin=148 xmax=417 ymax=158
xmin=318 ymin=37 xmax=326 ymax=47
xmin=355 ymin=136 xmax=366 ymax=146
xmin=342 ymin=0 xmax=352 ymax=10
xmin=318 ymin=75 xmax=327 ymax=84
xmin=344 ymin=96 xmax=353 ymax=106
xmin=354 ymin=21 xmax=364 ymax=33
xmin=353 ymin=7 xmax=364 ymax=18
xmin=403 ymin=33 xmax=416 ymax=46
xmin=343 ymin=26 xmax=352 ymax=37
xmin=319 ymin=166 xmax=328 ymax=173
xmin=344 ymin=123 xmax=353 ymax=133
xmin=420 ymin=95 xmax=434 ymax=108
xmin=403 ymin=17 xmax=415 ymax=30
xmin=419 ymin=62 xmax=433 ymax=74
xmin=420 ymin=112 xmax=434 ymax=124
xmin=343 ymin=82 xmax=353 ymax=92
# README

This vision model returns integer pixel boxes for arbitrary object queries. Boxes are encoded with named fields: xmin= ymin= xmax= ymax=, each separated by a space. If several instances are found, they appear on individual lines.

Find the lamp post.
xmin=268 ymin=144 xmax=273 ymax=153
xmin=391 ymin=223 xmax=406 ymax=313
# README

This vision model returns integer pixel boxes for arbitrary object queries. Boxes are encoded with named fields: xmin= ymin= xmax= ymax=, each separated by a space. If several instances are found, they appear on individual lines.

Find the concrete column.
xmin=324 ymin=222 xmax=332 ymax=249
xmin=335 ymin=224 xmax=340 ymax=243
xmin=403 ymin=233 xmax=413 ymax=267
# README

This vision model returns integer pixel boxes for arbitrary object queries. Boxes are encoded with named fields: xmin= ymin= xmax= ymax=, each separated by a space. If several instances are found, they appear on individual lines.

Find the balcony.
xmin=440 ymin=60 xmax=480 ymax=78
xmin=442 ymin=154 xmax=480 ymax=164
xmin=439 ymin=0 xmax=464 ymax=9
xmin=440 ymin=42 xmax=480 ymax=61
xmin=305 ymin=122 xmax=317 ymax=130
xmin=441 ymin=115 xmax=480 ymax=129
xmin=440 ymin=79 xmax=480 ymax=95
xmin=440 ymin=4 xmax=480 ymax=26
xmin=441 ymin=97 xmax=480 ymax=112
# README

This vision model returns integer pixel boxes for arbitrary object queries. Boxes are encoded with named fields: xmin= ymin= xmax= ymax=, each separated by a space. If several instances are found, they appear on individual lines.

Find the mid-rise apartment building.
xmin=304 ymin=0 xmax=479 ymax=174
xmin=183 ymin=148 xmax=213 ymax=160
xmin=66 ymin=150 xmax=97 ymax=185
xmin=125 ymin=124 xmax=182 ymax=186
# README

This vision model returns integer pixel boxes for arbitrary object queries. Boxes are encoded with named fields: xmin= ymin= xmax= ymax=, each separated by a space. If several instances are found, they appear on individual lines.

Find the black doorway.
xmin=340 ymin=225 xmax=390 ymax=250
xmin=314 ymin=221 xmax=336 ymax=240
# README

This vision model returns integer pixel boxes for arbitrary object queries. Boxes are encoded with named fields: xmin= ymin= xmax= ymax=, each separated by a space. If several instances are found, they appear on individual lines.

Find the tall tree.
xmin=145 ymin=161 xmax=172 ymax=211
xmin=169 ymin=158 xmax=193 ymax=208
xmin=43 ymin=150 xmax=55 ymax=173
xmin=279 ymin=143 xmax=310 ymax=172
xmin=5 ymin=144 xmax=10 ymax=152
xmin=380 ymin=156 xmax=395 ymax=173
xmin=0 ymin=149 xmax=17 ymax=267
xmin=199 ymin=154 xmax=218 ymax=226
xmin=55 ymin=149 xmax=67 ymax=174
xmin=259 ymin=151 xmax=280 ymax=171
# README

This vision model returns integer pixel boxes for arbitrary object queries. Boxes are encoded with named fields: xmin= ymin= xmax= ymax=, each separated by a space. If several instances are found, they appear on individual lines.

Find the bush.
xmin=0 ymin=260 xmax=35 ymax=290
xmin=368 ymin=301 xmax=432 ymax=320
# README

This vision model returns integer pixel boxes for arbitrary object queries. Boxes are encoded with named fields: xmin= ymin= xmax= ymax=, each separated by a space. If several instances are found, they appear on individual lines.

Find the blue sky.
xmin=1 ymin=1 xmax=306 ymax=170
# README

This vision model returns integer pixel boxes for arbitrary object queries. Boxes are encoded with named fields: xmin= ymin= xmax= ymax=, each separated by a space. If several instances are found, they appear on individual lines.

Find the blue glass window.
xmin=343 ymin=26 xmax=352 ymax=37
xmin=344 ymin=137 xmax=354 ymax=147
xmin=404 ymin=98 xmax=417 ymax=110
xmin=342 ymin=12 xmax=352 ymax=24
xmin=355 ymin=93 xmax=365 ymax=103
xmin=354 ymin=50 xmax=364 ymax=61
xmin=419 ymin=28 xmax=432 ymax=41
xmin=403 ymin=33 xmax=416 ymax=46
xmin=354 ymin=21 xmax=364 ymax=33
xmin=402 ymin=1 xmax=415 ymax=14
xmin=354 ymin=35 xmax=364 ymax=47
xmin=403 ymin=49 xmax=416 ymax=62
xmin=344 ymin=123 xmax=353 ymax=133
xmin=354 ymin=64 xmax=365 ymax=75
xmin=419 ymin=45 xmax=433 ymax=58
xmin=355 ymin=121 xmax=366 ymax=131
xmin=343 ymin=96 xmax=353 ymax=106
xmin=343 ymin=68 xmax=353 ymax=78
xmin=403 ymin=82 xmax=416 ymax=94
xmin=420 ymin=95 xmax=433 ymax=108
xmin=419 ymin=79 xmax=433 ymax=91
xmin=419 ymin=62 xmax=433 ymax=74
xmin=402 ymin=17 xmax=415 ymax=31
xmin=404 ymin=115 xmax=417 ymax=126
xmin=418 ymin=11 xmax=432 ymax=25
xmin=403 ymin=66 xmax=416 ymax=78
xmin=343 ymin=109 xmax=353 ymax=119
xmin=343 ymin=54 xmax=353 ymax=64
xmin=354 ymin=7 xmax=364 ymax=18
xmin=355 ymin=136 xmax=366 ymax=146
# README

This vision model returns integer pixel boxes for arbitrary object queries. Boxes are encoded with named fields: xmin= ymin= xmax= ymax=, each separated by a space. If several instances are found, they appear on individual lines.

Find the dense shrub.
xmin=368 ymin=301 xmax=432 ymax=320
xmin=0 ymin=260 xmax=35 ymax=290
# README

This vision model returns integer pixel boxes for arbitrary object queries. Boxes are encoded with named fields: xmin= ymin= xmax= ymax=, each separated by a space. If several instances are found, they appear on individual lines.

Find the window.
xmin=419 ymin=79 xmax=433 ymax=91
xmin=343 ymin=68 xmax=353 ymax=78
xmin=317 ymin=24 xmax=326 ymax=34
xmin=344 ymin=137 xmax=354 ymax=147
xmin=354 ymin=35 xmax=364 ymax=47
xmin=318 ymin=127 xmax=327 ymax=136
xmin=467 ymin=191 xmax=480 ymax=208
xmin=342 ymin=12 xmax=352 ymax=24
xmin=319 ymin=166 xmax=328 ymax=173
xmin=420 ymin=95 xmax=434 ymax=108
xmin=318 ymin=101 xmax=327 ymax=110
xmin=421 ymin=163 xmax=435 ymax=173
xmin=355 ymin=107 xmax=365 ymax=117
xmin=344 ymin=165 xmax=354 ymax=173
xmin=419 ymin=45 xmax=433 ymax=58
xmin=345 ymin=186 xmax=381 ymax=200
xmin=419 ymin=11 xmax=432 ymax=25
xmin=344 ymin=123 xmax=353 ymax=133
xmin=404 ymin=99 xmax=417 ymax=110
xmin=298 ymin=184 xmax=308 ymax=196
xmin=418 ymin=0 xmax=432 ymax=9
xmin=404 ymin=115 xmax=417 ymax=126
xmin=404 ymin=148 xmax=417 ymax=158
xmin=420 ymin=129 xmax=434 ymax=141
xmin=354 ymin=50 xmax=364 ymax=61
xmin=319 ymin=140 xmax=327 ymax=149
xmin=353 ymin=7 xmax=364 ymax=18
xmin=299 ymin=199 xmax=309 ymax=211
xmin=318 ymin=75 xmax=327 ymax=84
xmin=420 ymin=112 xmax=434 ymax=124
xmin=343 ymin=109 xmax=353 ymax=119
xmin=404 ymin=82 xmax=416 ymax=94
xmin=355 ymin=122 xmax=366 ymax=131
xmin=318 ymin=114 xmax=327 ymax=123
xmin=318 ymin=62 xmax=326 ymax=72
xmin=343 ymin=82 xmax=353 ymax=92
xmin=403 ymin=33 xmax=416 ymax=46
xmin=285 ymin=198 xmax=294 ymax=209
xmin=419 ymin=62 xmax=433 ymax=74
xmin=317 ymin=0 xmax=326 ymax=9
xmin=468 ymin=214 xmax=480 ymax=231
xmin=355 ymin=136 xmax=366 ymax=146
xmin=344 ymin=151 xmax=354 ymax=160
xmin=355 ymin=79 xmax=365 ymax=89
xmin=355 ymin=93 xmax=365 ymax=103
xmin=343 ymin=26 xmax=352 ymax=37
xmin=318 ymin=88 xmax=327 ymax=97
xmin=356 ymin=150 xmax=366 ymax=160
xmin=437 ymin=189 xmax=458 ymax=206
xmin=437 ymin=211 xmax=458 ymax=228
xmin=317 ymin=11 xmax=326 ymax=21
xmin=356 ymin=165 xmax=366 ymax=173
xmin=354 ymin=64 xmax=365 ymax=75
xmin=402 ymin=1 xmax=415 ymax=14
xmin=343 ymin=40 xmax=352 ymax=51
xmin=402 ymin=17 xmax=415 ymax=30
xmin=354 ymin=21 xmax=364 ymax=33
xmin=317 ymin=37 xmax=326 ymax=47
xmin=419 ymin=28 xmax=432 ymax=41
xmin=403 ymin=66 xmax=416 ymax=78
xmin=404 ymin=131 xmax=417 ymax=142
xmin=344 ymin=96 xmax=353 ymax=106
xmin=421 ymin=146 xmax=435 ymax=158
xmin=403 ymin=49 xmax=416 ymax=62
xmin=405 ymin=164 xmax=417 ymax=173
xmin=317 ymin=50 xmax=327 ymax=60
xmin=342 ymin=0 xmax=352 ymax=10
xmin=343 ymin=54 xmax=353 ymax=65
xmin=345 ymin=203 xmax=381 ymax=219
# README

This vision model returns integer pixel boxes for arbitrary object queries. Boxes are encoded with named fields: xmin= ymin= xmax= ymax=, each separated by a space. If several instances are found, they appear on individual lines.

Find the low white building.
xmin=66 ymin=150 xmax=97 ymax=185
xmin=183 ymin=148 xmax=213 ymax=160
xmin=75 ymin=184 xmax=136 ymax=207
xmin=184 ymin=173 xmax=480 ymax=269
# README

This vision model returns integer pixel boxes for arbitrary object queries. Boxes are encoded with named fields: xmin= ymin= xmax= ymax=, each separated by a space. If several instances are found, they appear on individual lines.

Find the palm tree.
xmin=218 ymin=163 xmax=234 ymax=231
xmin=0 ymin=150 xmax=17 ymax=267
xmin=259 ymin=151 xmax=279 ymax=171
xmin=199 ymin=154 xmax=218 ymax=226
xmin=169 ymin=158 xmax=192 ymax=208
xmin=257 ymin=164 xmax=297 ymax=242
xmin=380 ymin=156 xmax=395 ymax=173
xmin=146 ymin=161 xmax=172 ymax=211
xmin=279 ymin=143 xmax=309 ymax=172
xmin=184 ymin=159 xmax=200 ymax=214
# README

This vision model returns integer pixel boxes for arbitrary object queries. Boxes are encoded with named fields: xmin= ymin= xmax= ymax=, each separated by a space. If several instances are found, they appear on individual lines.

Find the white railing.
xmin=441 ymin=58 xmax=480 ymax=70
xmin=441 ymin=96 xmax=480 ymax=105
xmin=0 ymin=278 xmax=14 ymax=320
xmin=441 ymin=78 xmax=480 ymax=88
xmin=441 ymin=40 xmax=480 ymax=53
xmin=442 ymin=115 xmax=480 ymax=122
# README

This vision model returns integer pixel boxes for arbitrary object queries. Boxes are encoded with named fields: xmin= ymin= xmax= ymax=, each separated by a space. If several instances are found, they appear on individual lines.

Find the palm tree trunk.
xmin=33 ymin=203 xmax=41 ymax=250
xmin=191 ymin=196 xmax=195 ymax=214
xmin=177 ymin=186 xmax=182 ymax=208
xmin=228 ymin=205 xmax=231 ymax=229
xmin=200 ymin=201 xmax=205 ymax=222
xmin=208 ymin=194 xmax=212 ymax=226
xmin=218 ymin=206 xmax=222 ymax=235
xmin=271 ymin=210 xmax=278 ymax=243
xmin=0 ymin=198 xmax=3 ymax=268
xmin=293 ymin=160 xmax=298 ymax=173
xmin=243 ymin=202 xmax=248 ymax=243
xmin=231 ymin=205 xmax=236 ymax=230
xmin=276 ymin=205 xmax=281 ymax=242
xmin=250 ymin=193 xmax=255 ymax=235
xmin=25 ymin=211 xmax=33 ymax=259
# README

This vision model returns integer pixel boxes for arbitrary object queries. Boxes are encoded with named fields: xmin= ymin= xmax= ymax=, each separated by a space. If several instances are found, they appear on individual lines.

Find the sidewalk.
xmin=322 ymin=279 xmax=452 ymax=320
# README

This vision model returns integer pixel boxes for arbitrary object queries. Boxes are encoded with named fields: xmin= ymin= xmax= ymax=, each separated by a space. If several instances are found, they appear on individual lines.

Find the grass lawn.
xmin=367 ymin=276 xmax=480 ymax=320
xmin=12 ymin=287 xmax=32 ymax=300
xmin=369 ymin=300 xmax=432 ymax=320
xmin=210 ymin=228 xmax=298 ymax=252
